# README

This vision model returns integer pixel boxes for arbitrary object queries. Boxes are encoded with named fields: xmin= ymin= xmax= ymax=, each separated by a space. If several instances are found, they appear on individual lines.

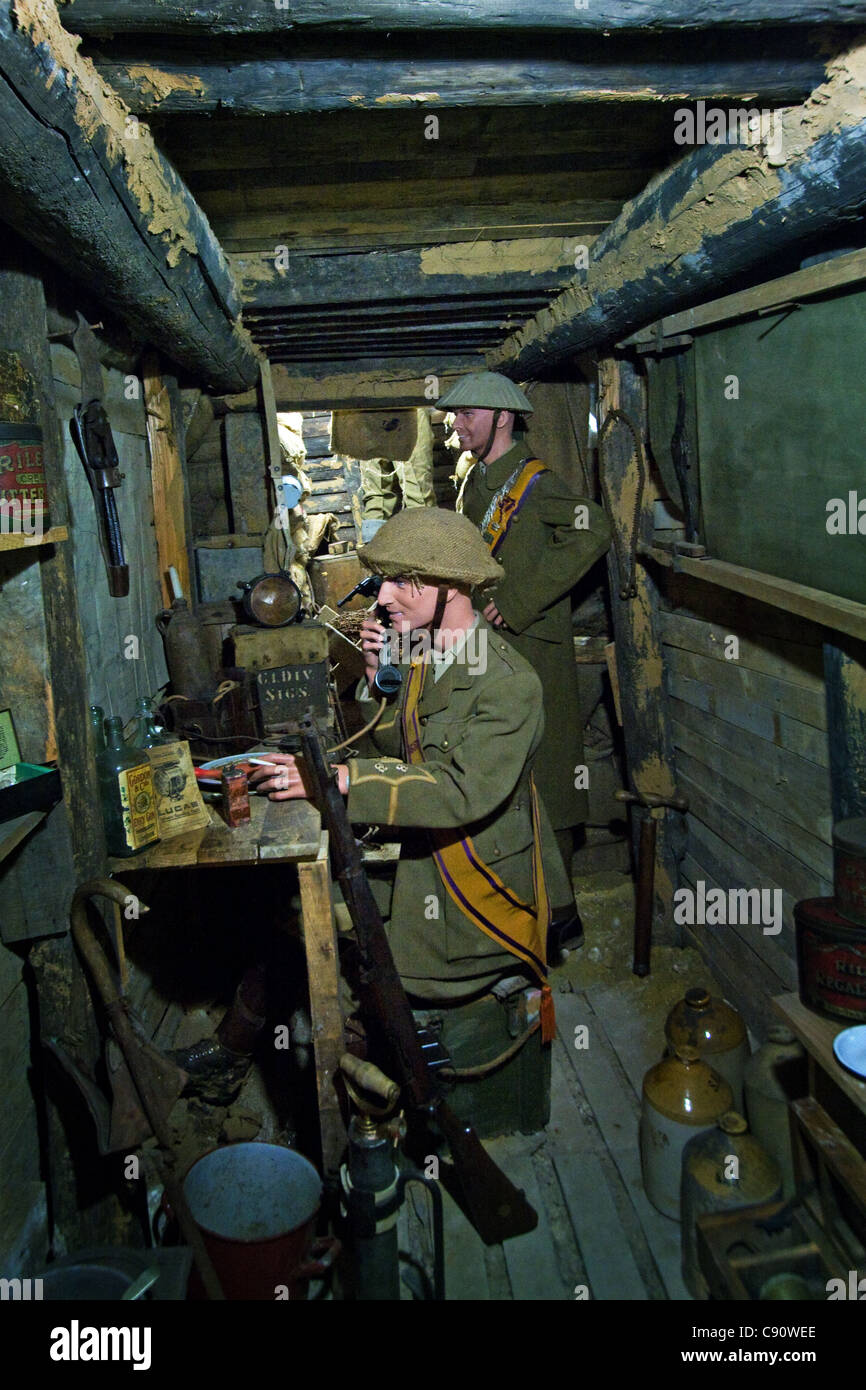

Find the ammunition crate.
xmin=414 ymin=989 xmax=551 ymax=1140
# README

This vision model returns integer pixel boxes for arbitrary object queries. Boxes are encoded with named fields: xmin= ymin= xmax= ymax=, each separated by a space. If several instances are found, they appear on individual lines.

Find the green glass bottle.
xmin=97 ymin=716 xmax=159 ymax=856
xmin=89 ymin=704 xmax=106 ymax=755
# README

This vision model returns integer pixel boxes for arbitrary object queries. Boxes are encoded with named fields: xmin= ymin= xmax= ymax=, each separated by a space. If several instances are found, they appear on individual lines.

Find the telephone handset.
xmin=374 ymin=602 xmax=403 ymax=696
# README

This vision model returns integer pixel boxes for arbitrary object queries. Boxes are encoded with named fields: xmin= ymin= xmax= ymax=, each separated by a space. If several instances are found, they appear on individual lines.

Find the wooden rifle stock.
xmin=299 ymin=715 xmax=537 ymax=1245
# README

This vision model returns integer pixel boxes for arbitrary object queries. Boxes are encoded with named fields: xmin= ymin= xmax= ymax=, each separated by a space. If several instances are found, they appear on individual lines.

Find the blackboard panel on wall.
xmin=694 ymin=291 xmax=866 ymax=606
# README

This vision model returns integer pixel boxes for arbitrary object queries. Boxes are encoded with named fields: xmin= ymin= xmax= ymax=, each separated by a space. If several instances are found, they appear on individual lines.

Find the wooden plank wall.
xmin=660 ymin=572 xmax=833 ymax=1034
xmin=51 ymin=344 xmax=169 ymax=721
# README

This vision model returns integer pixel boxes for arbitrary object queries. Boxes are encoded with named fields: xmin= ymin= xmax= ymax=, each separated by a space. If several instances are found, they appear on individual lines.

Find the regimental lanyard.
xmin=480 ymin=457 xmax=548 ymax=556
xmin=402 ymin=659 xmax=555 ymax=1041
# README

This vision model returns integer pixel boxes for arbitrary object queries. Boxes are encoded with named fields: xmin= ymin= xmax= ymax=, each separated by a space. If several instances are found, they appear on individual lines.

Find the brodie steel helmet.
xmin=435 ymin=371 xmax=534 ymax=415
xmin=357 ymin=506 xmax=503 ymax=587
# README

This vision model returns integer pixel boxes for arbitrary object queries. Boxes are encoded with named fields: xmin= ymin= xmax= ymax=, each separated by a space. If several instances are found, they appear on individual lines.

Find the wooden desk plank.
xmin=773 ymin=992 xmax=866 ymax=1117
xmin=258 ymin=796 xmax=321 ymax=861
xmin=108 ymin=795 xmax=322 ymax=871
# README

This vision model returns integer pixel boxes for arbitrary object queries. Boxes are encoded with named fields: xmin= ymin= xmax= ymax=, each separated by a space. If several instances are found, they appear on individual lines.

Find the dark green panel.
xmin=694 ymin=292 xmax=866 ymax=605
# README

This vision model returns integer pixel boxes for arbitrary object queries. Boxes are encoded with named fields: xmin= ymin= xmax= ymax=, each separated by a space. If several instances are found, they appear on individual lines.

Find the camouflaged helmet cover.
xmin=436 ymin=370 xmax=534 ymax=414
xmin=357 ymin=507 xmax=504 ymax=587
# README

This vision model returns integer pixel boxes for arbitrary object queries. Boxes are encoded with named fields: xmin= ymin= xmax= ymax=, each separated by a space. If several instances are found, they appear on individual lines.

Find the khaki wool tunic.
xmin=460 ymin=440 xmax=612 ymax=832
xmin=346 ymin=618 xmax=569 ymax=1001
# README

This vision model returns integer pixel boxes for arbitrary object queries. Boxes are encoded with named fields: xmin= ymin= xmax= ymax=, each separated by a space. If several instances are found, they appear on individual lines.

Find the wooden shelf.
xmin=646 ymin=546 xmax=866 ymax=642
xmin=622 ymin=246 xmax=866 ymax=348
xmin=773 ymin=992 xmax=866 ymax=1118
xmin=0 ymin=810 xmax=47 ymax=866
xmin=0 ymin=526 xmax=68 ymax=552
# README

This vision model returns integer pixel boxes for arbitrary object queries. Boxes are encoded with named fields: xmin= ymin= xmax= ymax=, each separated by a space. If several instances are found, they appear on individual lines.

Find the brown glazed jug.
xmin=743 ymin=1026 xmax=807 ymax=1198
xmin=640 ymin=1045 xmax=733 ymax=1221
xmin=681 ymin=1111 xmax=782 ymax=1299
xmin=665 ymin=987 xmax=749 ymax=1110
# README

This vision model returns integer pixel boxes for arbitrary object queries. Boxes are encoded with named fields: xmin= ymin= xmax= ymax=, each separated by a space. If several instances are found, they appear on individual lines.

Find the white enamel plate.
xmin=832 ymin=1024 xmax=866 ymax=1080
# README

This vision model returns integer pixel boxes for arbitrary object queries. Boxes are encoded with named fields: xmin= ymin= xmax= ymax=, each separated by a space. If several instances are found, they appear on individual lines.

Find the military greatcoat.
xmin=346 ymin=618 xmax=569 ymax=1001
xmin=460 ymin=440 xmax=611 ymax=832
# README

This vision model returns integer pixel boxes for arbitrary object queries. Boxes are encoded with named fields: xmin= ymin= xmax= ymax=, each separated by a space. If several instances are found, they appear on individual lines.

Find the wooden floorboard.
xmin=440 ymin=1185 xmax=490 ymax=1301
xmin=555 ymin=991 xmax=691 ymax=1301
xmin=487 ymin=1135 xmax=570 ymax=1301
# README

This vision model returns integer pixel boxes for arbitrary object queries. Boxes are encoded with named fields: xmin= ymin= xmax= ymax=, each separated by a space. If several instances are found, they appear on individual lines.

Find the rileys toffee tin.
xmin=795 ymin=896 xmax=866 ymax=1022
xmin=833 ymin=818 xmax=866 ymax=928
xmin=0 ymin=422 xmax=48 ymax=535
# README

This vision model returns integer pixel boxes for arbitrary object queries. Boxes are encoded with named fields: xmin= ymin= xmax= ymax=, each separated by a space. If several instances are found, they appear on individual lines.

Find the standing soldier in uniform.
xmin=437 ymin=371 xmax=612 ymax=954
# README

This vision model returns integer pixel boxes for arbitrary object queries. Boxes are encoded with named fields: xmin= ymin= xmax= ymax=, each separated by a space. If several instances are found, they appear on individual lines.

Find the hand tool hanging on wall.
xmin=69 ymin=312 xmax=129 ymax=596
xmin=616 ymin=789 xmax=689 ymax=976
xmin=671 ymin=352 xmax=699 ymax=544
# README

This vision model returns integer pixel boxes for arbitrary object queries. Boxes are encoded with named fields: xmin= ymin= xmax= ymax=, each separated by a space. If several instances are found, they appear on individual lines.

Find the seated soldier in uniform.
xmin=250 ymin=507 xmax=569 ymax=1014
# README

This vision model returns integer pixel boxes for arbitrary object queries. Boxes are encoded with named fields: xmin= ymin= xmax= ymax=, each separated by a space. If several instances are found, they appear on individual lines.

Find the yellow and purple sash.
xmin=481 ymin=457 xmax=548 ymax=557
xmin=402 ymin=659 xmax=554 ymax=1040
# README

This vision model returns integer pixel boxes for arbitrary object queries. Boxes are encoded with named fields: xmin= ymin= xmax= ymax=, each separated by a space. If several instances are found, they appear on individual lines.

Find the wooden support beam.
xmin=297 ymin=833 xmax=346 ymax=1180
xmin=232 ymin=240 xmax=579 ymax=310
xmin=599 ymin=355 xmax=684 ymax=949
xmin=0 ymin=1 xmax=259 ymax=393
xmin=98 ymin=54 xmax=821 ymax=117
xmin=489 ymin=44 xmax=866 ymax=375
xmin=57 ymin=0 xmax=866 ymax=35
xmin=223 ymin=414 xmax=271 ymax=535
xmin=258 ymin=360 xmax=283 ymax=502
xmin=142 ymin=353 xmax=192 ymax=607
xmin=271 ymin=359 xmax=478 ymax=409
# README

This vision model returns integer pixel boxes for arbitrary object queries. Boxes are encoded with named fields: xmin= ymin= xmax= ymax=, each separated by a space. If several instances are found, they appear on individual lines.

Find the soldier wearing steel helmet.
xmin=251 ymin=507 xmax=571 ymax=1000
xmin=437 ymin=371 xmax=612 ymax=946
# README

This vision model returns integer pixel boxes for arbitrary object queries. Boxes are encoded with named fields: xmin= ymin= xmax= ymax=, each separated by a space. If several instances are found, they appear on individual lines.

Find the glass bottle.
xmin=96 ymin=716 xmax=159 ymax=856
xmin=128 ymin=697 xmax=177 ymax=748
xmin=89 ymin=704 xmax=106 ymax=755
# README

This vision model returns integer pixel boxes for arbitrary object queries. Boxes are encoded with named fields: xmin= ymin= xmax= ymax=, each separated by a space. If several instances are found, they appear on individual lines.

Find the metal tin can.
xmin=221 ymin=766 xmax=251 ymax=827
xmin=833 ymin=818 xmax=866 ymax=927
xmin=795 ymin=895 xmax=866 ymax=1022
xmin=0 ymin=421 xmax=49 ymax=536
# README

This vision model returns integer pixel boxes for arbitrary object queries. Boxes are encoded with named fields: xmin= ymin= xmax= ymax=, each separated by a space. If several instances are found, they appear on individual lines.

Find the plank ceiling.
xmin=56 ymin=8 xmax=839 ymax=377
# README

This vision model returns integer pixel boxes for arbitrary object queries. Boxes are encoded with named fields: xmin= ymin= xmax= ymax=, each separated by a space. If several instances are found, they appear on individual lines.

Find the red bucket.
xmin=183 ymin=1143 xmax=337 ymax=1300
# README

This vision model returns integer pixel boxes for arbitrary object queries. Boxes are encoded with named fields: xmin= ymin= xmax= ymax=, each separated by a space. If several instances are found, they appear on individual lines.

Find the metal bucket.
xmin=183 ymin=1143 xmax=337 ymax=1301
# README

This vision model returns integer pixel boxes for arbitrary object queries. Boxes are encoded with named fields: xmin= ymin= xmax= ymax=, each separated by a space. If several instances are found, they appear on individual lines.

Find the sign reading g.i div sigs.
xmin=256 ymin=662 xmax=330 ymax=730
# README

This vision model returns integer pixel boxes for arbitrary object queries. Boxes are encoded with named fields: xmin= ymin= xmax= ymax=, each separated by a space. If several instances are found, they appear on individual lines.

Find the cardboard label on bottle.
xmin=118 ymin=763 xmax=159 ymax=850
xmin=145 ymin=741 xmax=210 ymax=838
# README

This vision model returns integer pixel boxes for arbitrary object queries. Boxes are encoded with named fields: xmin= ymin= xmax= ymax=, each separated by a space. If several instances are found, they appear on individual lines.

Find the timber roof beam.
xmin=0 ymin=0 xmax=260 ymax=393
xmin=55 ymin=1 xmax=866 ymax=37
xmin=488 ymin=42 xmax=866 ymax=376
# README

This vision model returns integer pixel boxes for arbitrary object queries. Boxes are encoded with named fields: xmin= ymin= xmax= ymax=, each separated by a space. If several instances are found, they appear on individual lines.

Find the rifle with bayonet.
xmin=298 ymin=713 xmax=538 ymax=1246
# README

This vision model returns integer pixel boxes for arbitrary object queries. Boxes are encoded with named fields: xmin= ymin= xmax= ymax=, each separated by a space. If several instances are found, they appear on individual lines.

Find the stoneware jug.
xmin=681 ymin=1111 xmax=782 ymax=1298
xmin=743 ymin=1026 xmax=806 ymax=1198
xmin=665 ymin=986 xmax=749 ymax=1110
xmin=640 ymin=1044 xmax=733 ymax=1221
